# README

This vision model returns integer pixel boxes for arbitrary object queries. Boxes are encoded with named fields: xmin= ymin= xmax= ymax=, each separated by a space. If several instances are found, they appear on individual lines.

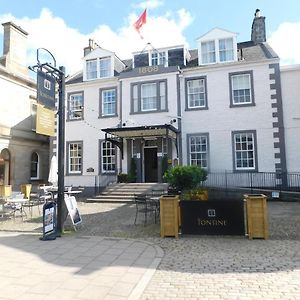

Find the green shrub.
xmin=163 ymin=165 xmax=207 ymax=192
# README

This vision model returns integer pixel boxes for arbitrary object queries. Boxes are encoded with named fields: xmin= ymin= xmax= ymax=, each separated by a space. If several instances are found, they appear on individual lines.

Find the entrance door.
xmin=144 ymin=147 xmax=158 ymax=182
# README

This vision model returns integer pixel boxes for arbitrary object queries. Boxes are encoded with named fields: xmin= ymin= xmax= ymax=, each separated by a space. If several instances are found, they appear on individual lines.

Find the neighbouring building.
xmin=0 ymin=22 xmax=49 ymax=189
xmin=65 ymin=10 xmax=299 ymax=194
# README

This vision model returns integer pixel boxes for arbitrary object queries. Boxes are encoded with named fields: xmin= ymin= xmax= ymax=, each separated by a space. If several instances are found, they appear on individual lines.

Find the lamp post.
xmin=29 ymin=49 xmax=66 ymax=236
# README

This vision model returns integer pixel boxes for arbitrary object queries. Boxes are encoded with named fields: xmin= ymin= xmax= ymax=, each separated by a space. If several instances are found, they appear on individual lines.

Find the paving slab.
xmin=0 ymin=232 xmax=163 ymax=300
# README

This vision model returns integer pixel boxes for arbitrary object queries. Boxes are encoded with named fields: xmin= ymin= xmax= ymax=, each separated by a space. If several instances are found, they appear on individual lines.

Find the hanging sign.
xmin=37 ymin=70 xmax=56 ymax=109
xmin=36 ymin=104 xmax=55 ymax=136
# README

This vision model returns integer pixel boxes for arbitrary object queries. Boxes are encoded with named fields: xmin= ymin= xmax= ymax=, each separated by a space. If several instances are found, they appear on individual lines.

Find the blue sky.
xmin=1 ymin=0 xmax=300 ymax=74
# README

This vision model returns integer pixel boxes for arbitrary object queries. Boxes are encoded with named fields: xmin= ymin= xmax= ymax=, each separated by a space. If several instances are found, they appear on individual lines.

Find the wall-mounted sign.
xmin=36 ymin=104 xmax=55 ymax=136
xmin=86 ymin=167 xmax=94 ymax=173
xmin=37 ymin=70 xmax=56 ymax=109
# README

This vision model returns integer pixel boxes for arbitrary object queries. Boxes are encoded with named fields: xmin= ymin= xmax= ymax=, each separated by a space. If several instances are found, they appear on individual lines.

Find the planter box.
xmin=244 ymin=194 xmax=268 ymax=239
xmin=160 ymin=195 xmax=180 ymax=238
xmin=0 ymin=185 xmax=12 ymax=198
xmin=180 ymin=200 xmax=245 ymax=235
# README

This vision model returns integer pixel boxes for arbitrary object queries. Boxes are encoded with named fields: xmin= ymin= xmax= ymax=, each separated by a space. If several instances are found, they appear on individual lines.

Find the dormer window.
xmin=151 ymin=51 xmax=167 ymax=66
xmin=85 ymin=56 xmax=112 ymax=80
xmin=198 ymin=28 xmax=237 ymax=65
xmin=219 ymin=38 xmax=234 ymax=62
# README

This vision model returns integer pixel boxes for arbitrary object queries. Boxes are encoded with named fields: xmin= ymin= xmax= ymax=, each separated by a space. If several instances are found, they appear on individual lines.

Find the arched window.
xmin=31 ymin=152 xmax=39 ymax=179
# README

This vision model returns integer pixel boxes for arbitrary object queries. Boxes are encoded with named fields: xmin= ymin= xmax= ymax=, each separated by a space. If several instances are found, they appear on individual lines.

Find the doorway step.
xmin=86 ymin=183 xmax=168 ymax=203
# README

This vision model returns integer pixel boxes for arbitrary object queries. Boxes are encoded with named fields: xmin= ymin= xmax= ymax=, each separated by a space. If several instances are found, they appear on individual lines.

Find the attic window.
xmin=85 ymin=57 xmax=112 ymax=80
xmin=200 ymin=37 xmax=235 ymax=65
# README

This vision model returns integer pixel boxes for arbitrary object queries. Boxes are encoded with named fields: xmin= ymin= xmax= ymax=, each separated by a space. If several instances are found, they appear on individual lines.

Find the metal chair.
xmin=133 ymin=194 xmax=158 ymax=225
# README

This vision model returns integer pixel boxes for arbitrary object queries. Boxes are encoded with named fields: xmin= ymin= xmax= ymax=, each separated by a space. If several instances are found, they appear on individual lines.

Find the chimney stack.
xmin=251 ymin=9 xmax=266 ymax=44
xmin=84 ymin=39 xmax=96 ymax=56
xmin=1 ymin=22 xmax=28 ymax=75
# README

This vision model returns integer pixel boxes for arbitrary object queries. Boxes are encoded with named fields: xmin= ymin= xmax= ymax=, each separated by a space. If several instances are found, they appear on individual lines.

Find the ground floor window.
xmin=30 ymin=152 xmax=39 ymax=179
xmin=68 ymin=142 xmax=82 ymax=174
xmin=232 ymin=131 xmax=257 ymax=171
xmin=101 ymin=141 xmax=116 ymax=173
xmin=188 ymin=134 xmax=208 ymax=169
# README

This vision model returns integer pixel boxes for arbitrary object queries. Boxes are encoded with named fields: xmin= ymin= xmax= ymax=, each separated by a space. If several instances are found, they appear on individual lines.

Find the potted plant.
xmin=163 ymin=165 xmax=207 ymax=196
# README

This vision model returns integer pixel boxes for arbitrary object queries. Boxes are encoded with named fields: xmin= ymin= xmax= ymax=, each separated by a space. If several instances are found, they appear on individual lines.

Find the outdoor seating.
xmin=134 ymin=194 xmax=158 ymax=225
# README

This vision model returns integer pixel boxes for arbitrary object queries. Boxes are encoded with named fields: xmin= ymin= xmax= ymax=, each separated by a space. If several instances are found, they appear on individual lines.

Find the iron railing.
xmin=202 ymin=171 xmax=300 ymax=192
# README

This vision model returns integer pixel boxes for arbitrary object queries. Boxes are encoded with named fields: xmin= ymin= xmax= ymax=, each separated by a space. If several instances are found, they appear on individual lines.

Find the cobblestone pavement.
xmin=0 ymin=200 xmax=299 ymax=299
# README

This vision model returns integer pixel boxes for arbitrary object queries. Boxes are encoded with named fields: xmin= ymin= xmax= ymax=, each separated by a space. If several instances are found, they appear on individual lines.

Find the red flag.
xmin=133 ymin=9 xmax=147 ymax=39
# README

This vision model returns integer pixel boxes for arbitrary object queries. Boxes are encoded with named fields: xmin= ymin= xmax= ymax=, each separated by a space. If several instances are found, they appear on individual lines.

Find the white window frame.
xmin=101 ymin=89 xmax=116 ymax=116
xmin=201 ymin=40 xmax=216 ymax=64
xmin=86 ymin=59 xmax=97 ymax=80
xmin=101 ymin=141 xmax=116 ymax=173
xmin=69 ymin=93 xmax=83 ymax=120
xmin=30 ymin=152 xmax=39 ymax=179
xmin=187 ymin=78 xmax=206 ymax=109
xmin=219 ymin=38 xmax=234 ymax=62
xmin=233 ymin=132 xmax=256 ymax=171
xmin=231 ymin=73 xmax=252 ymax=105
xmin=151 ymin=51 xmax=167 ymax=66
xmin=141 ymin=83 xmax=157 ymax=112
xmin=68 ymin=142 xmax=82 ymax=174
xmin=188 ymin=135 xmax=208 ymax=169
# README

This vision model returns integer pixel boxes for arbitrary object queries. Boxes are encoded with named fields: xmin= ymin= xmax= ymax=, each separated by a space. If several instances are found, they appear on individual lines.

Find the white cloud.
xmin=0 ymin=7 xmax=193 ymax=75
xmin=268 ymin=22 xmax=300 ymax=65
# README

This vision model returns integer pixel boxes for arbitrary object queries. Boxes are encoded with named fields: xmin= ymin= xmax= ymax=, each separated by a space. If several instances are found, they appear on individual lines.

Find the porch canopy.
xmin=102 ymin=124 xmax=179 ymax=158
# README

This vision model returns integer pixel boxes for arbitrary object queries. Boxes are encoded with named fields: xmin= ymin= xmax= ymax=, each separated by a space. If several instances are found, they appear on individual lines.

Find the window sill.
xmin=130 ymin=109 xmax=168 ymax=115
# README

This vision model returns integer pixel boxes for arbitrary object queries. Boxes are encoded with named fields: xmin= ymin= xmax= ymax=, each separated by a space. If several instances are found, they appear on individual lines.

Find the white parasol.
xmin=48 ymin=155 xmax=58 ymax=186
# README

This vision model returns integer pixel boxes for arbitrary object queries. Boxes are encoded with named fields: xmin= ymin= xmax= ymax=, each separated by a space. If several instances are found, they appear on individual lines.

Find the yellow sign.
xmin=36 ymin=105 xmax=55 ymax=136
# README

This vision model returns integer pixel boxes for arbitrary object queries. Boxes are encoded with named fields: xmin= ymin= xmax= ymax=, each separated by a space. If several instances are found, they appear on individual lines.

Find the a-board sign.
xmin=64 ymin=195 xmax=82 ymax=226
xmin=180 ymin=200 xmax=245 ymax=235
xmin=40 ymin=201 xmax=57 ymax=241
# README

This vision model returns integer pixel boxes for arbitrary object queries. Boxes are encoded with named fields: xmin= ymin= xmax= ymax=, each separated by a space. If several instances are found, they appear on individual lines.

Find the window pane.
xmin=160 ymin=81 xmax=166 ymax=110
xmin=187 ymin=79 xmax=206 ymax=108
xmin=219 ymin=38 xmax=234 ymax=62
xmin=102 ymin=141 xmax=116 ymax=173
xmin=231 ymin=74 xmax=252 ymax=104
xmin=234 ymin=133 xmax=255 ymax=170
xmin=201 ymin=41 xmax=216 ymax=64
xmin=141 ymin=83 xmax=157 ymax=111
xmin=189 ymin=135 xmax=208 ymax=169
xmin=69 ymin=93 xmax=83 ymax=120
xmin=86 ymin=59 xmax=97 ymax=79
xmin=31 ymin=152 xmax=39 ymax=178
xmin=100 ymin=57 xmax=111 ymax=78
xmin=69 ymin=143 xmax=82 ymax=173
xmin=102 ymin=89 xmax=116 ymax=116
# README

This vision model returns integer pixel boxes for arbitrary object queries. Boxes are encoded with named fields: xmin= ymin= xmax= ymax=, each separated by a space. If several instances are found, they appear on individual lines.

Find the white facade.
xmin=281 ymin=65 xmax=300 ymax=172
xmin=65 ymin=13 xmax=298 ymax=193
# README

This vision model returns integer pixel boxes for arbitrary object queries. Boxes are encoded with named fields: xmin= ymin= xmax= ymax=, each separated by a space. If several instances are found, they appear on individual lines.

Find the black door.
xmin=144 ymin=148 xmax=158 ymax=182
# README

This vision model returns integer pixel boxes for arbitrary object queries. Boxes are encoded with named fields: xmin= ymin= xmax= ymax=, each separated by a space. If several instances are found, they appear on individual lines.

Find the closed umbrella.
xmin=48 ymin=155 xmax=58 ymax=186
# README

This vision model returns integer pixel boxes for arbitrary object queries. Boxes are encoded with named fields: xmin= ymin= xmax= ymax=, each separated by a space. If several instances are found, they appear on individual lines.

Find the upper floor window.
xmin=131 ymin=80 xmax=167 ymax=114
xmin=68 ymin=92 xmax=83 ymax=120
xmin=201 ymin=41 xmax=216 ymax=64
xmin=232 ymin=131 xmax=257 ymax=171
xmin=185 ymin=77 xmax=208 ymax=111
xmin=85 ymin=57 xmax=112 ymax=80
xmin=229 ymin=71 xmax=255 ymax=107
xmin=219 ymin=38 xmax=234 ymax=62
xmin=86 ymin=59 xmax=97 ymax=80
xmin=68 ymin=142 xmax=82 ymax=174
xmin=100 ymin=88 xmax=117 ymax=117
xmin=151 ymin=51 xmax=166 ymax=66
xmin=188 ymin=134 xmax=209 ymax=169
xmin=30 ymin=152 xmax=39 ymax=179
xmin=200 ymin=37 xmax=235 ymax=64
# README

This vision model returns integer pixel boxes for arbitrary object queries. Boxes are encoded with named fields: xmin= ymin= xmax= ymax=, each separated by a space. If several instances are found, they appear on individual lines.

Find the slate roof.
xmin=66 ymin=41 xmax=279 ymax=85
